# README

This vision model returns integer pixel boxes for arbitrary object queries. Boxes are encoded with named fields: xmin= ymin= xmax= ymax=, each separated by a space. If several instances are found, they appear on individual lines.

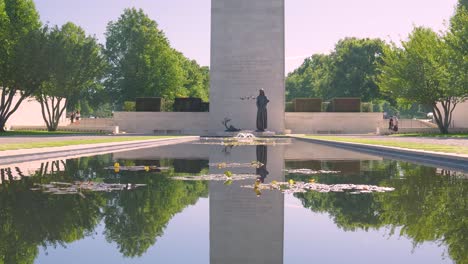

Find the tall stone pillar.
xmin=210 ymin=0 xmax=285 ymax=133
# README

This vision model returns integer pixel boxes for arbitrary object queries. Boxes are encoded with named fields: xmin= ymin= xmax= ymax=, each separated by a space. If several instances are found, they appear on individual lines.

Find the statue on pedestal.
xmin=256 ymin=89 xmax=269 ymax=132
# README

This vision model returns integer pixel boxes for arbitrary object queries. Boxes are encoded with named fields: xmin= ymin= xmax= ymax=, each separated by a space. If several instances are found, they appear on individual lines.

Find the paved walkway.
xmin=332 ymin=135 xmax=468 ymax=147
xmin=0 ymin=134 xmax=142 ymax=145
xmin=296 ymin=136 xmax=468 ymax=172
xmin=0 ymin=136 xmax=198 ymax=166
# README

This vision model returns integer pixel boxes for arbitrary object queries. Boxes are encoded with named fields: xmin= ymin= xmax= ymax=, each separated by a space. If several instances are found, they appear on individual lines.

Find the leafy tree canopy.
xmin=36 ymin=22 xmax=106 ymax=131
xmin=104 ymin=8 xmax=185 ymax=107
xmin=0 ymin=0 xmax=41 ymax=131
xmin=286 ymin=38 xmax=387 ymax=102
xmin=378 ymin=26 xmax=467 ymax=133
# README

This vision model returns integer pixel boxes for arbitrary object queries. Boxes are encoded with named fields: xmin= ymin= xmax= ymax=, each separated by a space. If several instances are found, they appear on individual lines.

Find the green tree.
xmin=36 ymin=23 xmax=106 ymax=131
xmin=378 ymin=27 xmax=467 ymax=134
xmin=285 ymin=54 xmax=331 ymax=101
xmin=104 ymin=8 xmax=184 ymax=107
xmin=175 ymin=51 xmax=210 ymax=101
xmin=327 ymin=38 xmax=387 ymax=101
xmin=285 ymin=38 xmax=387 ymax=102
xmin=0 ymin=0 xmax=42 ymax=132
xmin=445 ymin=1 xmax=468 ymax=112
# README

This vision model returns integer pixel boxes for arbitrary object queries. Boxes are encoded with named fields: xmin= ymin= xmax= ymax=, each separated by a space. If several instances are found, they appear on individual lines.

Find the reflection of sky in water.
xmin=37 ymin=198 xmax=210 ymax=264
xmin=0 ymin=139 xmax=464 ymax=264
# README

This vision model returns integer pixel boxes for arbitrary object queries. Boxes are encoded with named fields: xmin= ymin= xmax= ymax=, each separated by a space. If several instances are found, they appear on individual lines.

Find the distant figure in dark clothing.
xmin=70 ymin=112 xmax=76 ymax=123
xmin=388 ymin=117 xmax=394 ymax=130
xmin=256 ymin=89 xmax=269 ymax=132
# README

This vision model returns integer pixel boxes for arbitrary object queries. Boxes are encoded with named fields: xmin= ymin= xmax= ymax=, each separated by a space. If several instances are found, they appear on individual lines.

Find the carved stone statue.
xmin=222 ymin=118 xmax=241 ymax=132
xmin=256 ymin=89 xmax=269 ymax=132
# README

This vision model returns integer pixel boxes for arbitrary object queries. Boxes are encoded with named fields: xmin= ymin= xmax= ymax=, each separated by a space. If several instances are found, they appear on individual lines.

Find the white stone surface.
xmin=209 ymin=0 xmax=285 ymax=133
xmin=112 ymin=112 xmax=386 ymax=135
xmin=285 ymin=112 xmax=384 ymax=134
xmin=4 ymin=92 xmax=67 ymax=129
xmin=448 ymin=101 xmax=468 ymax=128
xmin=113 ymin=112 xmax=209 ymax=134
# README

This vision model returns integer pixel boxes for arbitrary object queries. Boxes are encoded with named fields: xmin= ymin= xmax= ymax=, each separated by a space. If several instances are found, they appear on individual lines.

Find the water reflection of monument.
xmin=256 ymin=145 xmax=269 ymax=183
xmin=209 ymin=144 xmax=285 ymax=264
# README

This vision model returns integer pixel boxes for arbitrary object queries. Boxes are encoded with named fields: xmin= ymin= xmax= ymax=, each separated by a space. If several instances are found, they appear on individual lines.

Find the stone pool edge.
xmin=0 ymin=136 xmax=199 ymax=166
xmin=292 ymin=136 xmax=468 ymax=172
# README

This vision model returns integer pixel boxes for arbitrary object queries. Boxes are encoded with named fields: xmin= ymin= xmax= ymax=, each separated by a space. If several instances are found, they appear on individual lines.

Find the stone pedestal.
xmin=210 ymin=130 xmax=276 ymax=137
xmin=209 ymin=0 xmax=285 ymax=134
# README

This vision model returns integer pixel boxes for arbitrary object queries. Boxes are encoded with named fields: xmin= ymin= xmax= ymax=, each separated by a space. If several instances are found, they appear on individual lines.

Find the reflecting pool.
xmin=0 ymin=139 xmax=466 ymax=264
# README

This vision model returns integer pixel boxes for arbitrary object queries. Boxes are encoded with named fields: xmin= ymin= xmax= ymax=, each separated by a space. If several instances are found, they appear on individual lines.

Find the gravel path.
xmin=340 ymin=135 xmax=468 ymax=147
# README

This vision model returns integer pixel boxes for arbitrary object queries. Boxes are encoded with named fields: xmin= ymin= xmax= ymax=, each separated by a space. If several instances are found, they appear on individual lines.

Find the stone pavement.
xmin=0 ymin=135 xmax=129 ymax=145
xmin=336 ymin=135 xmax=468 ymax=147
xmin=0 ymin=136 xmax=198 ymax=166
xmin=296 ymin=135 xmax=468 ymax=172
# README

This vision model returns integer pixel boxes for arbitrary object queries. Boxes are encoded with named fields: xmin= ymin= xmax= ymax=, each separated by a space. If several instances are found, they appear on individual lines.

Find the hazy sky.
xmin=34 ymin=0 xmax=458 ymax=73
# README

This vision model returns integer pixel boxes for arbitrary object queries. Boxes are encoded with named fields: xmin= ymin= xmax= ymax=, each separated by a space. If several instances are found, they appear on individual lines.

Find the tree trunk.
xmin=0 ymin=88 xmax=29 ymax=132
xmin=432 ymin=100 xmax=457 ymax=134
xmin=39 ymin=95 xmax=68 ymax=132
xmin=0 ymin=119 xmax=6 ymax=132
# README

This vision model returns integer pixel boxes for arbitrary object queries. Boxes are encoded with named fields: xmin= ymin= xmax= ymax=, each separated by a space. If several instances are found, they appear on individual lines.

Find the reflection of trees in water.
xmin=0 ymin=155 xmax=209 ymax=263
xmin=0 ymin=183 xmax=104 ymax=264
xmin=103 ymin=175 xmax=208 ymax=257
xmin=293 ymin=161 xmax=467 ymax=264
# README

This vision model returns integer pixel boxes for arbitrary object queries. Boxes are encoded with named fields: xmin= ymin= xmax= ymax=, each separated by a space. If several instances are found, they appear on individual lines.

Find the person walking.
xmin=75 ymin=111 xmax=81 ymax=123
xmin=393 ymin=116 xmax=399 ymax=132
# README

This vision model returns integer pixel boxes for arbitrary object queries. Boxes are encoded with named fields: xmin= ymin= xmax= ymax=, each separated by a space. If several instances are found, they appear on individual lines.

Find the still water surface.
xmin=0 ymin=139 xmax=466 ymax=264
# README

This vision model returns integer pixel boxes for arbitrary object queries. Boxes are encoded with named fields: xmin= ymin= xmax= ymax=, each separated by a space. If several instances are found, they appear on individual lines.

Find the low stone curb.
xmin=0 ymin=137 xmax=198 ymax=166
xmin=294 ymin=136 xmax=468 ymax=172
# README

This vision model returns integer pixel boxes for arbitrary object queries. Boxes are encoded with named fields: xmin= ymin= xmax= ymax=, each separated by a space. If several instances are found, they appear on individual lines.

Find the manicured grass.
xmin=390 ymin=133 xmax=468 ymax=139
xmin=302 ymin=135 xmax=468 ymax=155
xmin=0 ymin=136 xmax=179 ymax=151
xmin=0 ymin=130 xmax=102 ymax=136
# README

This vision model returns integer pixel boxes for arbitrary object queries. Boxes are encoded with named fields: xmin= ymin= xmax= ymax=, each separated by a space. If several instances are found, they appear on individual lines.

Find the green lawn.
xmin=390 ymin=133 xmax=468 ymax=139
xmin=0 ymin=136 xmax=180 ymax=151
xmin=302 ymin=135 xmax=468 ymax=155
xmin=0 ymin=130 xmax=103 ymax=137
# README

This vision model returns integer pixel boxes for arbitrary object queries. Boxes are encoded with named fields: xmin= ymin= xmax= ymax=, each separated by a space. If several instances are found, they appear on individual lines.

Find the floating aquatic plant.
xmin=104 ymin=165 xmax=169 ymax=172
xmin=30 ymin=181 xmax=147 ymax=197
xmin=211 ymin=161 xmax=264 ymax=169
xmin=242 ymin=181 xmax=395 ymax=195
xmin=284 ymin=169 xmax=341 ymax=175
xmin=171 ymin=174 xmax=259 ymax=181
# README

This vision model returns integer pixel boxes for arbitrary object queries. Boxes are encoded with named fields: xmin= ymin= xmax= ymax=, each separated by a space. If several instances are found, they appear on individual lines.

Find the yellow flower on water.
xmin=289 ymin=179 xmax=295 ymax=185
xmin=309 ymin=179 xmax=316 ymax=183
xmin=224 ymin=171 xmax=233 ymax=178
xmin=255 ymin=188 xmax=262 ymax=197
xmin=271 ymin=180 xmax=278 ymax=185
xmin=144 ymin=166 xmax=150 ymax=172
xmin=224 ymin=180 xmax=233 ymax=186
xmin=114 ymin=162 xmax=120 ymax=168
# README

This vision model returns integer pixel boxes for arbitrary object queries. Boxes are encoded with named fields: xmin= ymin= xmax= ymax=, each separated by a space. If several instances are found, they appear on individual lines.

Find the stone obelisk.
xmin=209 ymin=0 xmax=285 ymax=134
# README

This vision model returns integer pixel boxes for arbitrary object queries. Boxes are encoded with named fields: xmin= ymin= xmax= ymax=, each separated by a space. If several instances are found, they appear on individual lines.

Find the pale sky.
xmin=34 ymin=0 xmax=458 ymax=73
